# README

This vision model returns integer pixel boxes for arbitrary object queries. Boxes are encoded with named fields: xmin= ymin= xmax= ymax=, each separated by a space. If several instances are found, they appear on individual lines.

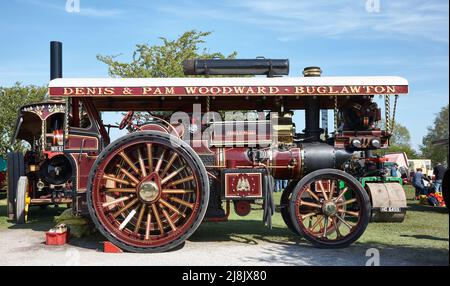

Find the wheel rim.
xmin=91 ymin=139 xmax=203 ymax=248
xmin=293 ymin=176 xmax=365 ymax=243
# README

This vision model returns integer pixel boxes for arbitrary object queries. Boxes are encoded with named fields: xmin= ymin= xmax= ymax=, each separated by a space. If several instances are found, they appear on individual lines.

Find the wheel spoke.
xmin=335 ymin=214 xmax=353 ymax=229
xmin=169 ymin=196 xmax=194 ymax=209
xmin=104 ymin=188 xmax=136 ymax=193
xmin=151 ymin=204 xmax=164 ymax=234
xmin=119 ymin=151 xmax=140 ymax=175
xmin=338 ymin=208 xmax=359 ymax=217
xmin=161 ymin=208 xmax=177 ymax=231
xmin=160 ymin=152 xmax=179 ymax=178
xmin=145 ymin=208 xmax=152 ymax=240
xmin=159 ymin=198 xmax=186 ymax=218
xmin=102 ymin=195 xmax=133 ymax=208
xmin=116 ymin=164 xmax=140 ymax=185
xmin=137 ymin=149 xmax=147 ymax=178
xmin=305 ymin=188 xmax=320 ymax=202
xmin=329 ymin=180 xmax=335 ymax=198
xmin=317 ymin=180 xmax=328 ymax=200
xmin=112 ymin=198 xmax=139 ymax=218
xmin=161 ymin=166 xmax=186 ymax=185
xmin=299 ymin=200 xmax=322 ymax=208
xmin=133 ymin=204 xmax=146 ymax=234
xmin=147 ymin=143 xmax=153 ymax=173
xmin=301 ymin=211 xmax=318 ymax=220
xmin=154 ymin=149 xmax=166 ymax=173
xmin=162 ymin=189 xmax=194 ymax=194
xmin=331 ymin=217 xmax=342 ymax=238
xmin=336 ymin=198 xmax=357 ymax=207
xmin=119 ymin=208 xmax=137 ymax=230
xmin=166 ymin=175 xmax=194 ymax=187
xmin=310 ymin=215 xmax=324 ymax=231
xmin=103 ymin=174 xmax=136 ymax=187
xmin=334 ymin=187 xmax=349 ymax=202
xmin=322 ymin=216 xmax=329 ymax=238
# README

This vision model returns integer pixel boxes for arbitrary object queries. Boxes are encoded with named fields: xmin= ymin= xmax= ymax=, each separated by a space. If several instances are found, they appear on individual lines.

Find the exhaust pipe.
xmin=50 ymin=41 xmax=62 ymax=80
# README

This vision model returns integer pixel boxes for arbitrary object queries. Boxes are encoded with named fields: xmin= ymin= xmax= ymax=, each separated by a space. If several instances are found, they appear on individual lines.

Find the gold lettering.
xmin=153 ymin=87 xmax=162 ymax=95
xmin=198 ymin=87 xmax=209 ymax=94
xmin=386 ymin=86 xmax=395 ymax=93
xmin=317 ymin=86 xmax=327 ymax=94
xmin=185 ymin=87 xmax=198 ymax=94
xmin=75 ymin=88 xmax=85 ymax=95
xmin=341 ymin=86 xmax=349 ymax=94
xmin=164 ymin=87 xmax=175 ymax=94
xmin=329 ymin=86 xmax=339 ymax=94
xmin=306 ymin=86 xmax=315 ymax=94
xmin=222 ymin=87 xmax=233 ymax=94
xmin=63 ymin=88 xmax=74 ymax=95
xmin=295 ymin=86 xmax=305 ymax=94
xmin=246 ymin=87 xmax=255 ymax=94
xmin=86 ymin=88 xmax=97 ymax=95
xmin=142 ymin=87 xmax=152 ymax=94
xmin=104 ymin=87 xmax=115 ymax=95
xmin=374 ymin=86 xmax=385 ymax=94
xmin=350 ymin=86 xmax=361 ymax=93
xmin=269 ymin=87 xmax=279 ymax=94
xmin=234 ymin=86 xmax=246 ymax=94
xmin=257 ymin=86 xmax=267 ymax=94
xmin=209 ymin=87 xmax=220 ymax=94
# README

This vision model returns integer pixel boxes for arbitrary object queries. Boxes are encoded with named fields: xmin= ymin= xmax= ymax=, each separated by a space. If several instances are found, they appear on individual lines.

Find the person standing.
xmin=390 ymin=163 xmax=399 ymax=177
xmin=433 ymin=162 xmax=446 ymax=193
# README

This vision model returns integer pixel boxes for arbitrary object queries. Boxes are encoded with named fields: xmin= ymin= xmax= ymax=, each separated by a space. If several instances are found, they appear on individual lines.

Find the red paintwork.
xmin=224 ymin=172 xmax=263 ymax=199
xmin=49 ymin=85 xmax=409 ymax=97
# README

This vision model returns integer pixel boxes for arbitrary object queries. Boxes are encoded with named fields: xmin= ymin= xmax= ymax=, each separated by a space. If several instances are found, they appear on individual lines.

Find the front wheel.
xmin=87 ymin=131 xmax=209 ymax=252
xmin=289 ymin=169 xmax=371 ymax=248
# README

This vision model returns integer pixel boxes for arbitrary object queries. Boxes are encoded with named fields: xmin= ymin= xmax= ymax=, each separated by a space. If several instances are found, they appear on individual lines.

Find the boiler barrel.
xmin=183 ymin=59 xmax=289 ymax=76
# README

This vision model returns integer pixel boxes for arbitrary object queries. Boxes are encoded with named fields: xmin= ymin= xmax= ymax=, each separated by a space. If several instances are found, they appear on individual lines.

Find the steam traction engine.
xmin=9 ymin=42 xmax=409 ymax=252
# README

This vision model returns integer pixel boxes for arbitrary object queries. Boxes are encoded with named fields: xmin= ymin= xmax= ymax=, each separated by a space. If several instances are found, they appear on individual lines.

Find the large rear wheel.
xmin=87 ymin=131 xmax=209 ymax=252
xmin=289 ymin=169 xmax=371 ymax=248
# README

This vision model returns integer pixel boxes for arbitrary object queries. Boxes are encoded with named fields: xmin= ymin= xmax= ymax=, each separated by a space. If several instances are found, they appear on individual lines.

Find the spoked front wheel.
xmin=289 ymin=169 xmax=371 ymax=248
xmin=87 ymin=131 xmax=209 ymax=253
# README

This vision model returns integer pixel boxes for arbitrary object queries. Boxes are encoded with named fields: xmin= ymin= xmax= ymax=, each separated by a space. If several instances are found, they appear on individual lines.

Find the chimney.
xmin=50 ymin=41 xmax=62 ymax=80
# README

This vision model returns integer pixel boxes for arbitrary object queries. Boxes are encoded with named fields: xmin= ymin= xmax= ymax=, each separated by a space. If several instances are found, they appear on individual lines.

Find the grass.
xmin=1 ymin=186 xmax=448 ymax=251
xmin=192 ymin=185 xmax=449 ymax=252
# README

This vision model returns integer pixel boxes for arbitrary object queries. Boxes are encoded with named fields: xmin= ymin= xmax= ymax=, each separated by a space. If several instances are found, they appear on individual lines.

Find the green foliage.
xmin=420 ymin=104 xmax=449 ymax=165
xmin=375 ymin=121 xmax=418 ymax=158
xmin=0 ymin=83 xmax=47 ymax=157
xmin=97 ymin=30 xmax=241 ymax=122
xmin=97 ymin=30 xmax=237 ymax=78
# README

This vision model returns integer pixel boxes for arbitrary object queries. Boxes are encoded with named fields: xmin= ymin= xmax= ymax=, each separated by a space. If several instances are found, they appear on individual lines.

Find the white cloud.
xmin=158 ymin=0 xmax=449 ymax=43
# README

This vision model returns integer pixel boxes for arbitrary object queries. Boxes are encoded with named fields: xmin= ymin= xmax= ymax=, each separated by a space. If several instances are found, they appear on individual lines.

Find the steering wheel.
xmin=119 ymin=111 xmax=134 ymax=130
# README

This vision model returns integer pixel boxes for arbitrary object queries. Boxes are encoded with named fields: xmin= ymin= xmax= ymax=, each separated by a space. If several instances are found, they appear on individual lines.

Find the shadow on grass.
xmin=407 ymin=203 xmax=449 ymax=214
xmin=400 ymin=234 xmax=449 ymax=242
xmin=190 ymin=219 xmax=303 ymax=245
xmin=4 ymin=204 xmax=67 ymax=232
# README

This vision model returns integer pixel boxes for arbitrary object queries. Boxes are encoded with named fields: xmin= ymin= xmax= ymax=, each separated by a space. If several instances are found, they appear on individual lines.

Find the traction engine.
xmin=7 ymin=42 xmax=409 ymax=252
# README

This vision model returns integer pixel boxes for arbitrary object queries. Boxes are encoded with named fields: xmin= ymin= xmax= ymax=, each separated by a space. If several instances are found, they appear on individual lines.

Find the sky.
xmin=0 ymin=0 xmax=448 ymax=150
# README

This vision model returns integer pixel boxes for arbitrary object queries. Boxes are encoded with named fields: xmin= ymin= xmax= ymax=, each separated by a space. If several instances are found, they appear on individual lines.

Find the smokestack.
xmin=303 ymin=66 xmax=322 ymax=141
xmin=50 ymin=41 xmax=62 ymax=80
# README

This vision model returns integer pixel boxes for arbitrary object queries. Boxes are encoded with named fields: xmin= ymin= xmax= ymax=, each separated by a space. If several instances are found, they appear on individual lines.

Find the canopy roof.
xmin=48 ymin=76 xmax=408 ymax=111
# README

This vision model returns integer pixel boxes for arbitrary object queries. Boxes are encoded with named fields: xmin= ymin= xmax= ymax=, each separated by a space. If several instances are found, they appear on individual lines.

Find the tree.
xmin=375 ymin=120 xmax=418 ymax=158
xmin=97 ymin=30 xmax=237 ymax=78
xmin=97 ymin=30 xmax=239 ymax=123
xmin=0 ymin=83 xmax=47 ymax=157
xmin=420 ymin=104 xmax=449 ymax=165
xmin=387 ymin=121 xmax=418 ymax=158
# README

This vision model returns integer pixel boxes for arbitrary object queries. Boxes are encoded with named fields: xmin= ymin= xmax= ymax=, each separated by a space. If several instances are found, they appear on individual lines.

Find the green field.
xmin=1 ymin=185 xmax=448 ymax=253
